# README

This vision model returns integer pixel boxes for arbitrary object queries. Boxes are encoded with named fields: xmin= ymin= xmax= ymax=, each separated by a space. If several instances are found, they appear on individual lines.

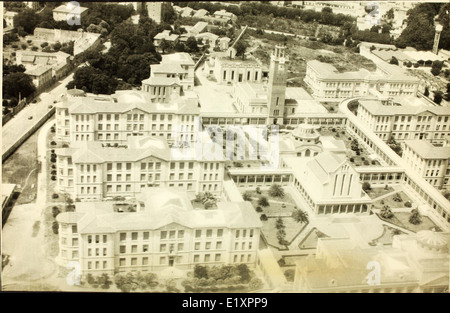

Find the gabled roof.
xmin=404 ymin=140 xmax=450 ymax=160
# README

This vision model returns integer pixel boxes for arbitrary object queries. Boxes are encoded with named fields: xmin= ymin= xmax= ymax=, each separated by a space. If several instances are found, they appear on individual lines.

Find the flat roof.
xmin=404 ymin=140 xmax=450 ymax=160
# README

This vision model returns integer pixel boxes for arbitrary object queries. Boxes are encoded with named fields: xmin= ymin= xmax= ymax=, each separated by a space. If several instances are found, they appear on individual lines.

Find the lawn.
xmin=44 ymin=205 xmax=61 ymax=258
xmin=298 ymin=228 xmax=329 ymax=250
xmin=373 ymin=191 xmax=413 ymax=209
xmin=372 ymin=225 xmax=407 ymax=246
xmin=379 ymin=212 xmax=440 ymax=233
xmin=2 ymin=128 xmax=39 ymax=205
xmin=261 ymin=217 xmax=305 ymax=250
xmin=244 ymin=188 xmax=298 ymax=216
xmin=366 ymin=186 xmax=395 ymax=200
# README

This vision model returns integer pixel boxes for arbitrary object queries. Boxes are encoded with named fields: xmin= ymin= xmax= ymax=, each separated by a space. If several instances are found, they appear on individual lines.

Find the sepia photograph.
xmin=1 ymin=0 xmax=449 ymax=297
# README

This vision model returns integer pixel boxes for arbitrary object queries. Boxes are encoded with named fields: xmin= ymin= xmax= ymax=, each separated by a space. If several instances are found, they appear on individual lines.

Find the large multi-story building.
xmin=402 ymin=139 xmax=450 ymax=190
xmin=56 ymin=187 xmax=262 ymax=276
xmin=356 ymin=98 xmax=450 ymax=142
xmin=304 ymin=60 xmax=419 ymax=101
xmin=55 ymin=135 xmax=225 ymax=201
xmin=55 ymin=90 xmax=200 ymax=145
xmin=294 ymin=230 xmax=449 ymax=293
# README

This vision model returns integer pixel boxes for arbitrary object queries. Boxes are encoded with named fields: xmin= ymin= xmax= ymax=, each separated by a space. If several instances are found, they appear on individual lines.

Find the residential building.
xmin=153 ymin=30 xmax=179 ymax=48
xmin=25 ymin=65 xmax=53 ymax=90
xmin=143 ymin=52 xmax=196 ymax=94
xmin=54 ymin=90 xmax=200 ymax=144
xmin=144 ymin=2 xmax=162 ymax=24
xmin=294 ymin=230 xmax=449 ymax=293
xmin=55 ymin=187 xmax=262 ymax=275
xmin=195 ymin=32 xmax=219 ymax=49
xmin=213 ymin=9 xmax=237 ymax=23
xmin=402 ymin=140 xmax=450 ymax=190
xmin=15 ymin=50 xmax=73 ymax=80
xmin=55 ymin=135 xmax=225 ymax=201
xmin=356 ymin=98 xmax=450 ymax=142
xmin=53 ymin=3 xmax=89 ymax=22
xmin=304 ymin=60 xmax=419 ymax=101
xmin=4 ymin=11 xmax=18 ymax=28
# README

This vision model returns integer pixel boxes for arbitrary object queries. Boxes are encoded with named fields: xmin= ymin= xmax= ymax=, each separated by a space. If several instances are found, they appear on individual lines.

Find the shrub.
xmin=393 ymin=193 xmax=402 ymax=202
xmin=11 ymin=44 xmax=18 ymax=49
xmin=51 ymin=175 xmax=56 ymax=181
xmin=371 ymin=160 xmax=377 ymax=165
xmin=50 ymin=157 xmax=56 ymax=163
xmin=51 ymin=164 xmax=56 ymax=169
xmin=413 ymin=63 xmax=419 ymax=68
xmin=350 ymin=157 xmax=355 ymax=162
xmin=409 ymin=209 xmax=422 ymax=225
xmin=52 ymin=206 xmax=61 ymax=218
xmin=258 ymin=196 xmax=269 ymax=207
xmin=362 ymin=182 xmax=371 ymax=191
xmin=50 ymin=141 xmax=57 ymax=146
xmin=62 ymin=143 xmax=69 ymax=148
xmin=256 ymin=206 xmax=263 ymax=212
xmin=404 ymin=201 xmax=412 ymax=208
xmin=364 ymin=160 xmax=370 ymax=166
xmin=41 ymin=42 xmax=49 ymax=48
xmin=27 ymin=39 xmax=32 ymax=44
xmin=242 ymin=191 xmax=252 ymax=201
xmin=268 ymin=184 xmax=285 ymax=198
xmin=381 ymin=205 xmax=394 ymax=219
xmin=52 ymin=193 xmax=59 ymax=199
xmin=256 ymin=187 xmax=261 ymax=194
xmin=52 ymin=221 xmax=59 ymax=234
xmin=284 ymin=269 xmax=295 ymax=282
xmin=31 ymin=46 xmax=38 ymax=51
xmin=21 ymin=43 xmax=27 ymax=50
xmin=51 ymin=170 xmax=57 ymax=175
xmin=260 ymin=214 xmax=268 ymax=221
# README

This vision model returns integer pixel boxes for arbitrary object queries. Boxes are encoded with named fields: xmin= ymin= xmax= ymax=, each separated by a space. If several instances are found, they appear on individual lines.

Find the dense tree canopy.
xmin=396 ymin=3 xmax=450 ymax=50
xmin=3 ymin=72 xmax=36 ymax=100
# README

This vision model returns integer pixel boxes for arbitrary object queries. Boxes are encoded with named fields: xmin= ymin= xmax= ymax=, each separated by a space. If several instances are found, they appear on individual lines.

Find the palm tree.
xmin=269 ymin=184 xmax=285 ymax=198
xmin=292 ymin=209 xmax=309 ymax=224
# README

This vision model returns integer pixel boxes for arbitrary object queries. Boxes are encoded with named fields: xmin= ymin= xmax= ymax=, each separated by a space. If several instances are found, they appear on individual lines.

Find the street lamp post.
xmin=433 ymin=23 xmax=443 ymax=55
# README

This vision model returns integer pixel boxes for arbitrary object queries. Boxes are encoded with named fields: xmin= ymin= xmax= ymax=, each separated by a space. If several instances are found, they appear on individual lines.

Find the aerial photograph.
xmin=1 ymin=1 xmax=449 ymax=295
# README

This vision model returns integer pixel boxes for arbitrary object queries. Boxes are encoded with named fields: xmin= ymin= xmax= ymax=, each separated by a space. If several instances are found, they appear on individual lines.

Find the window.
xmin=120 ymin=233 xmax=126 ymax=241
xmin=205 ymin=254 xmax=210 ymax=262
xmin=72 ymin=238 xmax=78 ymax=247
xmin=178 ymin=230 xmax=184 ymax=239
xmin=161 ymin=231 xmax=167 ymax=239
xmin=194 ymin=255 xmax=200 ymax=263
xmin=178 ymin=243 xmax=184 ymax=251
xmin=131 ymin=232 xmax=138 ymax=240
xmin=195 ymin=230 xmax=202 ymax=238
xmin=216 ymin=241 xmax=222 ymax=249
xmin=195 ymin=242 xmax=200 ymax=250
xmin=217 ymin=229 xmax=223 ymax=237
xmin=206 ymin=229 xmax=212 ymax=237
xmin=143 ymin=232 xmax=149 ymax=240
xmin=143 ymin=245 xmax=148 ymax=252
xmin=215 ymin=254 xmax=221 ymax=262
xmin=160 ymin=244 xmax=166 ymax=252
xmin=142 ymin=257 xmax=148 ymax=265
xmin=169 ymin=230 xmax=176 ymax=239
xmin=160 ymin=257 xmax=166 ymax=265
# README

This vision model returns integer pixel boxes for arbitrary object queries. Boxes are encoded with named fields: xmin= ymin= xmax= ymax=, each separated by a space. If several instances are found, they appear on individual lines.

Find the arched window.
xmin=305 ymin=149 xmax=311 ymax=157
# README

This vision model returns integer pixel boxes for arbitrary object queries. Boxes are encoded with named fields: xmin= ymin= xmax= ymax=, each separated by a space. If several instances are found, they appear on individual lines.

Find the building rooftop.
xmin=358 ymin=98 xmax=450 ymax=116
xmin=67 ymin=90 xmax=199 ymax=115
xmin=53 ymin=3 xmax=88 ymax=14
xmin=404 ymin=140 xmax=450 ymax=160
xmin=57 ymin=188 xmax=262 ymax=232
xmin=25 ymin=65 xmax=52 ymax=76
xmin=161 ymin=52 xmax=195 ymax=66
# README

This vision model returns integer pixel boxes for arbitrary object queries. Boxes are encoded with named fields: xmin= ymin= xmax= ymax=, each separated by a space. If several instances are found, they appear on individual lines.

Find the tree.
xmin=258 ymin=196 xmax=269 ymax=207
xmin=292 ymin=209 xmax=309 ymax=224
xmin=431 ymin=60 xmax=443 ymax=76
xmin=159 ymin=38 xmax=170 ymax=54
xmin=275 ymin=217 xmax=285 ymax=229
xmin=242 ymin=191 xmax=253 ymax=202
xmin=409 ymin=208 xmax=422 ymax=225
xmin=385 ymin=8 xmax=395 ymax=20
xmin=186 ymin=36 xmax=198 ymax=52
xmin=2 ymin=72 xmax=36 ymax=100
xmin=249 ymin=277 xmax=264 ymax=290
xmin=424 ymin=86 xmax=430 ymax=97
xmin=236 ymin=264 xmax=251 ymax=283
xmin=194 ymin=265 xmax=209 ymax=279
xmin=433 ymin=91 xmax=443 ymax=105
xmin=362 ymin=182 xmax=371 ymax=192
xmin=234 ymin=40 xmax=249 ymax=59
xmin=13 ymin=8 xmax=40 ymax=35
xmin=65 ymin=195 xmax=76 ymax=212
xmin=268 ymin=184 xmax=285 ymax=198
xmin=381 ymin=205 xmax=394 ymax=219
xmin=390 ymin=56 xmax=399 ymax=65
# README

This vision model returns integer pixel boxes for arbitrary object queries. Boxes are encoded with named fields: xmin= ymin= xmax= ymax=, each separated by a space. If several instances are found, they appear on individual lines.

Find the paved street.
xmin=2 ymin=72 xmax=74 ymax=159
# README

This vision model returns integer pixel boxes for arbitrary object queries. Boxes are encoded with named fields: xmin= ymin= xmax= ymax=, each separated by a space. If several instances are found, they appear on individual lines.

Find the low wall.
xmin=2 ymin=107 xmax=55 ymax=162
